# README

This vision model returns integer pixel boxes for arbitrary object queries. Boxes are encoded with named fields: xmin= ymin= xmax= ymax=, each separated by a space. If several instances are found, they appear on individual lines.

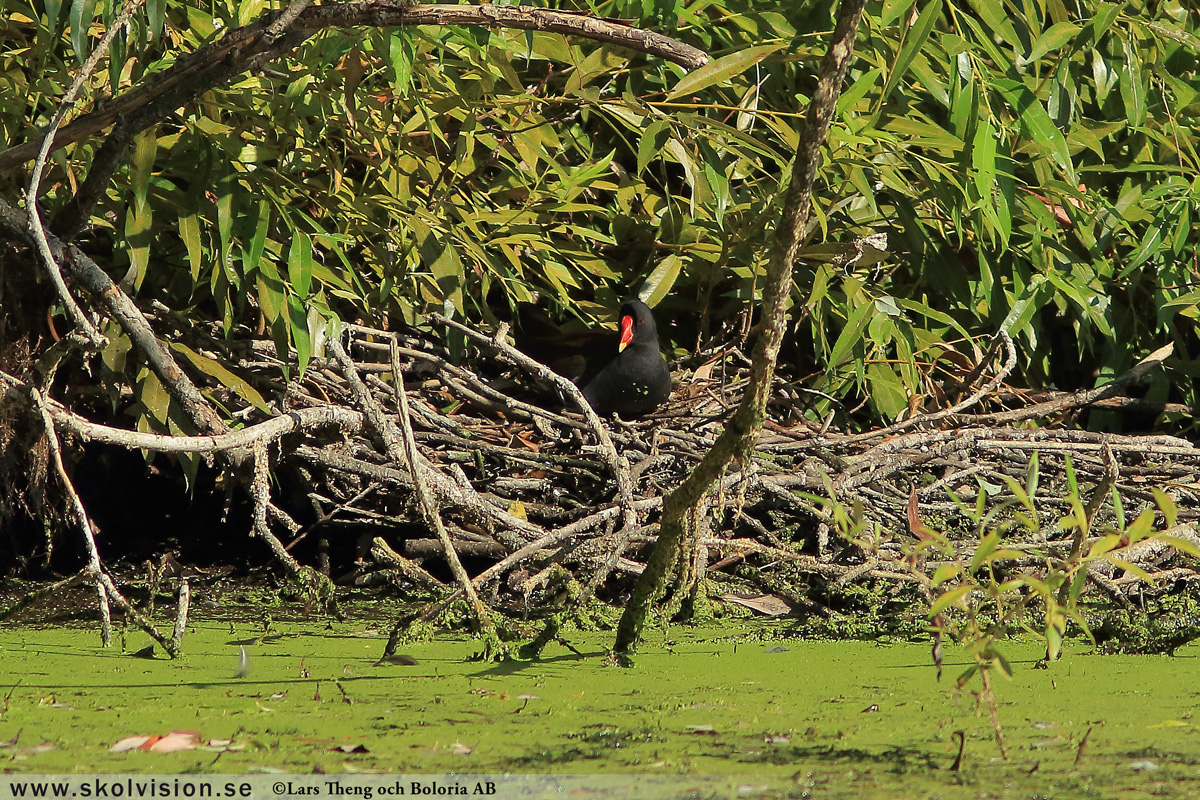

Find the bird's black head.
xmin=617 ymin=300 xmax=659 ymax=352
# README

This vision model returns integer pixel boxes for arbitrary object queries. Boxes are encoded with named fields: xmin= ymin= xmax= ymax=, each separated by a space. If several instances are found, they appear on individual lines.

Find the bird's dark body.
xmin=515 ymin=300 xmax=671 ymax=418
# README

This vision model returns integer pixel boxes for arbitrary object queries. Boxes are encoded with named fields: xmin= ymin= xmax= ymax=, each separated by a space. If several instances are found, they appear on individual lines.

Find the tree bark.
xmin=613 ymin=0 xmax=871 ymax=655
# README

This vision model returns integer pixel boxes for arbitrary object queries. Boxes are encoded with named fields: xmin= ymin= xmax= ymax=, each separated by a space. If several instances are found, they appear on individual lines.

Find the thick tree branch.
xmin=613 ymin=0 xmax=870 ymax=655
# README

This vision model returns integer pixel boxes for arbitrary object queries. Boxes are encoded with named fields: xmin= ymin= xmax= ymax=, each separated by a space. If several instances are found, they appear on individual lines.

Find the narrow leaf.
xmin=880 ymin=0 xmax=942 ymax=106
xmin=287 ymin=230 xmax=314 ymax=299
xmin=666 ymin=44 xmax=784 ymax=101
xmin=171 ymin=343 xmax=270 ymax=413
xmin=640 ymin=255 xmax=682 ymax=309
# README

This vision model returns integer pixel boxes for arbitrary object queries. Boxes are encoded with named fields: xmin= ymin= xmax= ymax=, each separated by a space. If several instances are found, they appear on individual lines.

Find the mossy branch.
xmin=613 ymin=0 xmax=870 ymax=655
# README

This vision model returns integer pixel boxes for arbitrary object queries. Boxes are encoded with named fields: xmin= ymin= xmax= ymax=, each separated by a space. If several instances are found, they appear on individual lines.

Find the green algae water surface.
xmin=2 ymin=617 xmax=1199 ymax=799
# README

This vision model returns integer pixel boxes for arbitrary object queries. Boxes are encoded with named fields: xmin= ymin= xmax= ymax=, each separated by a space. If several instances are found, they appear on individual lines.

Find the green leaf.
xmin=256 ymin=272 xmax=286 ymax=325
xmin=429 ymin=244 xmax=464 ymax=314
xmin=1025 ymin=452 xmax=1040 ymax=500
xmin=179 ymin=212 xmax=202 ymax=282
xmin=637 ymin=120 xmax=671 ymax=176
xmin=1046 ymin=613 xmax=1064 ymax=661
xmin=138 ymin=368 xmax=170 ymax=428
xmin=287 ymin=230 xmax=314 ymax=300
xmin=1088 ymin=3 xmax=1121 ymax=42
xmin=389 ymin=30 xmax=415 ymax=95
xmin=879 ymin=0 xmax=941 ymax=107
xmin=666 ymin=44 xmax=784 ymax=101
xmin=246 ymin=201 xmax=271 ymax=276
xmin=639 ymin=255 xmax=682 ymax=309
xmin=215 ymin=180 xmax=234 ymax=283
xmin=999 ymin=274 xmax=1048 ymax=335
xmin=131 ymin=129 xmax=157 ymax=211
xmin=1020 ymin=22 xmax=1081 ymax=66
xmin=931 ymin=563 xmax=961 ymax=587
xmin=1125 ymin=508 xmax=1156 ymax=542
xmin=70 ymin=0 xmax=98 ymax=63
xmin=881 ymin=0 xmax=917 ymax=27
xmin=170 ymin=343 xmax=270 ymax=413
xmin=866 ymin=362 xmax=907 ymax=420
xmin=1119 ymin=38 xmax=1146 ymax=128
xmin=966 ymin=0 xmax=1021 ymax=49
xmin=993 ymin=79 xmax=1074 ymax=179
xmin=1108 ymin=559 xmax=1153 ymax=584
xmin=971 ymin=116 xmax=996 ymax=202
xmin=146 ymin=0 xmax=166 ymax=40
xmin=993 ymin=650 xmax=1013 ymax=679
xmin=1153 ymin=487 xmax=1178 ymax=528
xmin=970 ymin=530 xmax=1002 ymax=572
xmin=827 ymin=299 xmax=874 ymax=370
xmin=45 ymin=0 xmax=63 ymax=31
xmin=237 ymin=0 xmax=266 ymax=27
xmin=1144 ymin=20 xmax=1200 ymax=51
xmin=124 ymin=202 xmax=152 ymax=292
xmin=288 ymin=295 xmax=312 ymax=378
xmin=1085 ymin=533 xmax=1122 ymax=559
xmin=929 ymin=585 xmax=972 ymax=617
xmin=1158 ymin=535 xmax=1200 ymax=558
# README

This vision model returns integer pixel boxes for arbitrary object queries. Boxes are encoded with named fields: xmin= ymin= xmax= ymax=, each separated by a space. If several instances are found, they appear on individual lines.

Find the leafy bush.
xmin=1 ymin=0 xmax=1195 ymax=435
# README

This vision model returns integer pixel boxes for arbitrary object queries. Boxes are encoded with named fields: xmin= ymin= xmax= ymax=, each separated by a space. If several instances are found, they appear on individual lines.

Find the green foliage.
xmin=914 ymin=453 xmax=1199 ymax=689
xmin=1 ymin=0 xmax=1197 ymax=438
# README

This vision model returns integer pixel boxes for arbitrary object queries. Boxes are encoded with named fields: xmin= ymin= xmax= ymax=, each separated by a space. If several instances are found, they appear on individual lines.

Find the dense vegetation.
xmin=4 ymin=0 xmax=1196 ymax=430
xmin=2 ymin=0 xmax=1200 ymax=674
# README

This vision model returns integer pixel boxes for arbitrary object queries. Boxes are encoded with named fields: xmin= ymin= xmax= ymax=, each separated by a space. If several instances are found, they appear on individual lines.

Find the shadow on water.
xmin=752 ymin=744 xmax=943 ymax=771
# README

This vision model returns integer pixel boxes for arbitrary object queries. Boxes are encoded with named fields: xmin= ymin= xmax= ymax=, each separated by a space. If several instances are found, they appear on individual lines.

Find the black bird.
xmin=514 ymin=299 xmax=672 ymax=418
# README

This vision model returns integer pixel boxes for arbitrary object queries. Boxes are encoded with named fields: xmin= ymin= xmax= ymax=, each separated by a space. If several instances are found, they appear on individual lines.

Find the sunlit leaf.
xmin=879 ymin=0 xmax=941 ymax=107
xmin=70 ymin=0 xmax=98 ymax=63
xmin=287 ymin=230 xmax=314 ymax=300
xmin=929 ymin=585 xmax=972 ymax=617
xmin=170 ymin=343 xmax=270 ymax=413
xmin=666 ymin=44 xmax=784 ymax=101
xmin=288 ymin=295 xmax=311 ymax=378
xmin=639 ymin=254 xmax=682 ymax=309
xmin=1021 ymin=22 xmax=1081 ymax=66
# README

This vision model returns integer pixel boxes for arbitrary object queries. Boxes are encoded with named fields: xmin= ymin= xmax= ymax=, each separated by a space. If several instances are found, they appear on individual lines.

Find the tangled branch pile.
xmin=5 ymin=296 xmax=1200 ymax=659
xmin=305 ymin=322 xmax=1200 ymax=615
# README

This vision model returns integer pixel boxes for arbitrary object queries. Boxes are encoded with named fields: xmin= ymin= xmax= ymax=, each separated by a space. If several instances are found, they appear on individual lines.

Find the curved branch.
xmin=0 ymin=2 xmax=708 ymax=173
xmin=0 ymin=369 xmax=362 ymax=452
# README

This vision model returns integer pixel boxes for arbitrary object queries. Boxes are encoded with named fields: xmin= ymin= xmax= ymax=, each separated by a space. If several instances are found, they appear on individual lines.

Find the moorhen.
xmin=514 ymin=299 xmax=672 ymax=418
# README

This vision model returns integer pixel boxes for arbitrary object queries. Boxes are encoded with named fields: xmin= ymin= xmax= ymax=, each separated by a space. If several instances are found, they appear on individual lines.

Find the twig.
xmin=387 ymin=337 xmax=503 ymax=654
xmin=172 ymin=578 xmax=191 ymax=650
xmin=369 ymin=537 xmax=447 ymax=593
xmin=30 ymin=385 xmax=113 ymax=647
xmin=958 ymin=343 xmax=1175 ymax=426
xmin=23 ymin=0 xmax=147 ymax=346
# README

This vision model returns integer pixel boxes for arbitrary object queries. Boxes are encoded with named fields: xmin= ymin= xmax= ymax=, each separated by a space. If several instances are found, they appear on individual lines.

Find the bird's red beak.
xmin=618 ymin=314 xmax=634 ymax=352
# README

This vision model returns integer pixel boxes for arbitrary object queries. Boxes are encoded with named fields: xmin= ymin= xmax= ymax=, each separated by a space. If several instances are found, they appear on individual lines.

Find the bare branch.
xmin=23 ymin=0 xmax=147 ymax=345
